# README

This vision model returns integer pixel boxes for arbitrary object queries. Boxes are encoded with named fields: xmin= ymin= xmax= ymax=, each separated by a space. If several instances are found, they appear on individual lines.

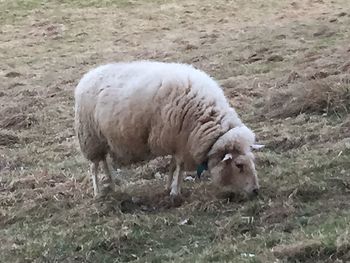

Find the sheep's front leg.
xmin=90 ymin=161 xmax=99 ymax=197
xmin=166 ymin=157 xmax=176 ymax=192
xmin=170 ymin=161 xmax=184 ymax=198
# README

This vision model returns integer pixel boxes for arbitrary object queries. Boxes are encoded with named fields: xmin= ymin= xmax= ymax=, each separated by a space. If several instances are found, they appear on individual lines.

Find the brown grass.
xmin=0 ymin=113 xmax=38 ymax=130
xmin=272 ymin=240 xmax=324 ymax=260
xmin=1 ymin=0 xmax=350 ymax=262
xmin=0 ymin=131 xmax=19 ymax=146
xmin=266 ymin=78 xmax=350 ymax=118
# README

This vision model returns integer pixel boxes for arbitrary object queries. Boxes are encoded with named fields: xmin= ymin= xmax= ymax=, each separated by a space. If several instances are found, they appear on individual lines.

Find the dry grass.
xmin=0 ymin=131 xmax=19 ymax=146
xmin=266 ymin=78 xmax=350 ymax=118
xmin=1 ymin=0 xmax=350 ymax=262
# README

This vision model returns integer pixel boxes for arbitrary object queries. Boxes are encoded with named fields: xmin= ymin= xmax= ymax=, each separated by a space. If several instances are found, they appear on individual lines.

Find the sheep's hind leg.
xmin=102 ymin=159 xmax=113 ymax=183
xmin=91 ymin=161 xmax=99 ymax=197
xmin=102 ymin=159 xmax=121 ymax=186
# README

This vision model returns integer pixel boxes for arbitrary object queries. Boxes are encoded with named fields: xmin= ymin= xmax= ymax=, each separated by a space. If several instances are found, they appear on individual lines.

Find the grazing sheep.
xmin=74 ymin=61 xmax=262 ymax=198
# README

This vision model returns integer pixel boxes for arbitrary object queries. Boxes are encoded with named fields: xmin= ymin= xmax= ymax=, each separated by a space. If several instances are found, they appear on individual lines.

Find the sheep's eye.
xmin=236 ymin=164 xmax=244 ymax=173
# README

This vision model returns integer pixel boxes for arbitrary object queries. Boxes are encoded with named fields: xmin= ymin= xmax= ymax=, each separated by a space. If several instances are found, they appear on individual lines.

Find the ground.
xmin=1 ymin=0 xmax=350 ymax=262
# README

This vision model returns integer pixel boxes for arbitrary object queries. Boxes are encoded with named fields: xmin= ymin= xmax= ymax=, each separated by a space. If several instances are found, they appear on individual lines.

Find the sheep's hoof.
xmin=164 ymin=187 xmax=171 ymax=195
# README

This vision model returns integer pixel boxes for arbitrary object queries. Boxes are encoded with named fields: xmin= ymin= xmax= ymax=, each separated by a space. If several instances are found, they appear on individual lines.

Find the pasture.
xmin=0 ymin=0 xmax=350 ymax=262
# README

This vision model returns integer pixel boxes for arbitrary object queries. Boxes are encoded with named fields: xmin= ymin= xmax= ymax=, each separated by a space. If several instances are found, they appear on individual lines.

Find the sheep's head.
xmin=207 ymin=126 xmax=262 ymax=197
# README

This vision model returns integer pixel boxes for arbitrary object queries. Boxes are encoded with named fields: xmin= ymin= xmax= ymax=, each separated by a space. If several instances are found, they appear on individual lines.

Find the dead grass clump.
xmin=0 ymin=114 xmax=38 ymax=130
xmin=266 ymin=79 xmax=350 ymax=118
xmin=0 ymin=131 xmax=19 ymax=146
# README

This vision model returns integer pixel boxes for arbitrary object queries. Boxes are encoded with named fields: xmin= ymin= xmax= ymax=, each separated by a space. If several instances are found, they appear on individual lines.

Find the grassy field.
xmin=1 ymin=0 xmax=350 ymax=262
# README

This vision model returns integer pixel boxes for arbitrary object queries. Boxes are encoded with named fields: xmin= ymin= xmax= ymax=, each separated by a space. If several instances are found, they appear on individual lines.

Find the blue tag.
xmin=196 ymin=162 xmax=208 ymax=178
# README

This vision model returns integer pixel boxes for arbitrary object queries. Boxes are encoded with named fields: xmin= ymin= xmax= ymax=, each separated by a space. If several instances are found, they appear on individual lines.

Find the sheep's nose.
xmin=252 ymin=188 xmax=259 ymax=196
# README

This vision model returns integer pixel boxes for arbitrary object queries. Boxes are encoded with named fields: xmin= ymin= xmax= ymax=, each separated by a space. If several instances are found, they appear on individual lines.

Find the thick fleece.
xmin=74 ymin=61 xmax=256 ymax=196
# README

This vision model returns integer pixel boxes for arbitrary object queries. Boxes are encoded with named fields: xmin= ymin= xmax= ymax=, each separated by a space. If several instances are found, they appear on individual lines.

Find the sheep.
xmin=74 ymin=61 xmax=262 ymax=199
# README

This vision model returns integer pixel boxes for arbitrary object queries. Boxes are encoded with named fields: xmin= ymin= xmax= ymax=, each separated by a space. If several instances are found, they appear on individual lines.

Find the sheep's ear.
xmin=251 ymin=144 xmax=265 ymax=150
xmin=222 ymin=153 xmax=233 ymax=162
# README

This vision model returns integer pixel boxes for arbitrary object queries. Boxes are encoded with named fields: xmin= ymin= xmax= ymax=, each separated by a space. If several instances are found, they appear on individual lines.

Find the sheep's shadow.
xmin=93 ymin=184 xmax=192 ymax=215
xmin=93 ymin=181 xmax=249 ymax=216
xmin=120 ymin=189 xmax=192 ymax=213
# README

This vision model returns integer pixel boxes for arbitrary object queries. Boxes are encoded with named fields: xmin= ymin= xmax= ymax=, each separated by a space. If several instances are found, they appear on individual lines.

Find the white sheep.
xmin=74 ymin=61 xmax=261 ymax=198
